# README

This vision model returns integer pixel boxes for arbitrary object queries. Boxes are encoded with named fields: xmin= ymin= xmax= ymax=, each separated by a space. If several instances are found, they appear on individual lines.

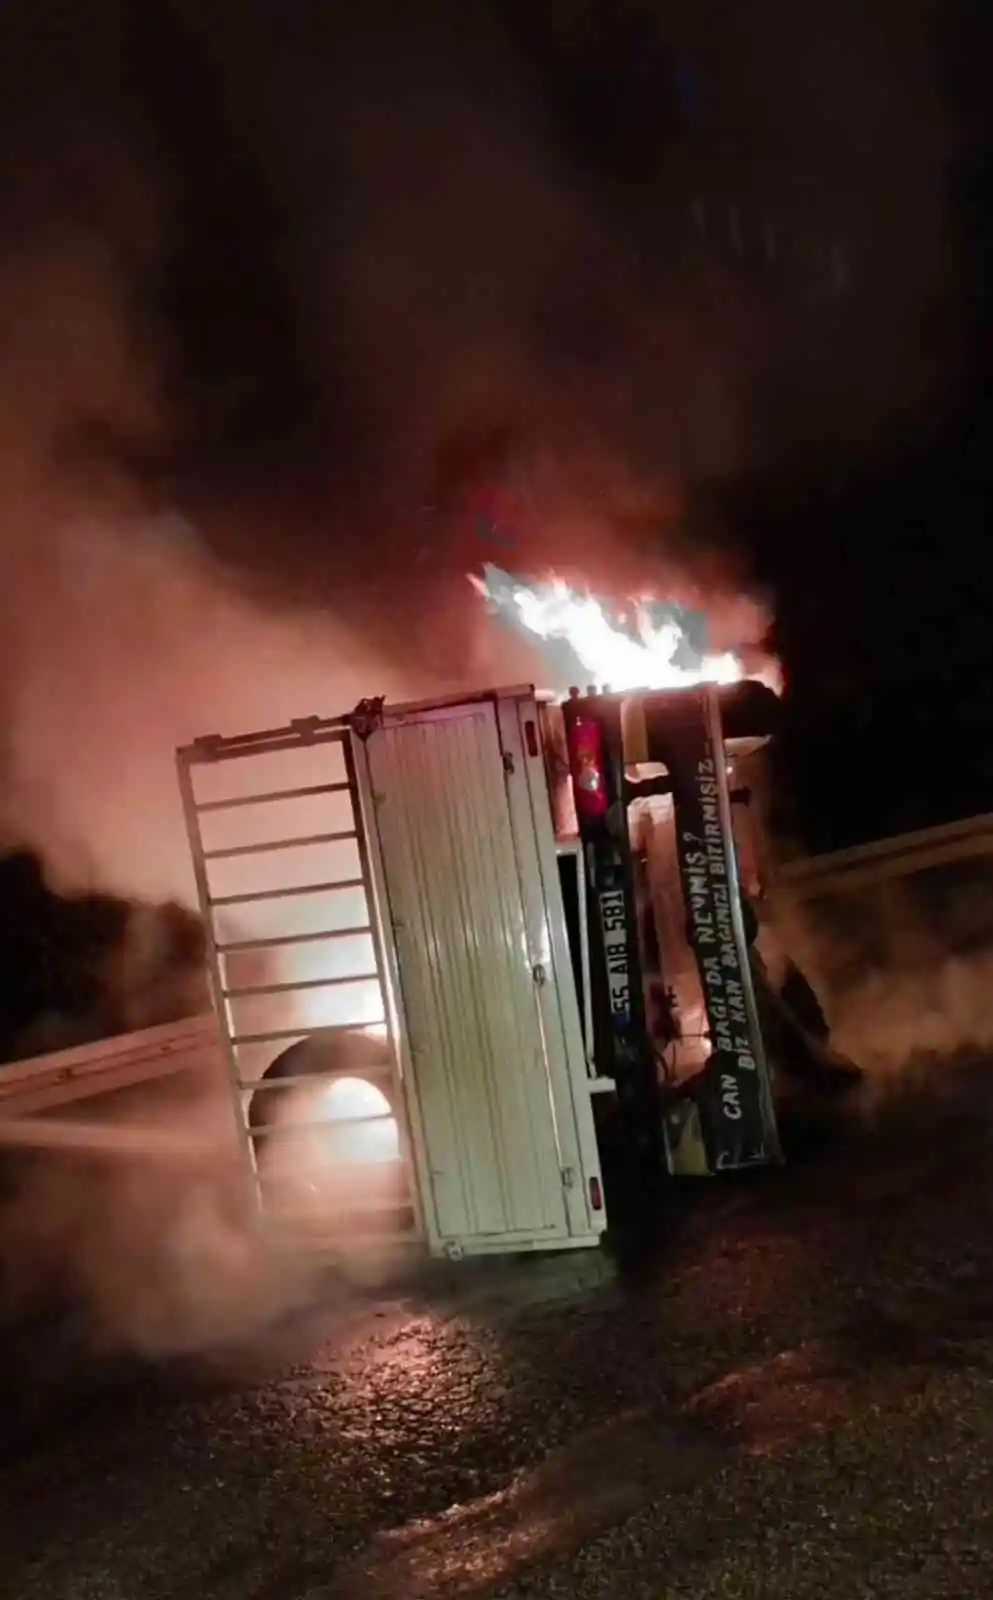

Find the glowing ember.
xmin=470 ymin=565 xmax=743 ymax=693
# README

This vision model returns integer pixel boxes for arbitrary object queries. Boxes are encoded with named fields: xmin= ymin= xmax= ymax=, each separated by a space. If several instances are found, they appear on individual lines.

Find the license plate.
xmin=600 ymin=890 xmax=630 ymax=1017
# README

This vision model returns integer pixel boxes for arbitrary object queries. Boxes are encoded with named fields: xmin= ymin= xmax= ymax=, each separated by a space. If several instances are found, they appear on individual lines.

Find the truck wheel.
xmin=246 ymin=1032 xmax=408 ymax=1232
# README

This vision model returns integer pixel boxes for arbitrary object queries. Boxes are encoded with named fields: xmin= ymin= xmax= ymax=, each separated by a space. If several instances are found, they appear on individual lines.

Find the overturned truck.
xmin=176 ymin=680 xmax=859 ymax=1263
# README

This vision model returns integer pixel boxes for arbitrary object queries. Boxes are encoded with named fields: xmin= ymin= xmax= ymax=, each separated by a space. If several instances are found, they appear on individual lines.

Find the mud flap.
xmin=662 ymin=1096 xmax=711 ymax=1177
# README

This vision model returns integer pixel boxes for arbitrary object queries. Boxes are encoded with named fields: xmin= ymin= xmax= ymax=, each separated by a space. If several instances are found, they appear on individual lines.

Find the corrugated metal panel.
xmin=366 ymin=705 xmax=569 ymax=1247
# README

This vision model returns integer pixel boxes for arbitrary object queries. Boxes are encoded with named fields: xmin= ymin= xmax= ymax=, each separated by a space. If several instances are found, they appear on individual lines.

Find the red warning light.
xmin=565 ymin=709 xmax=608 ymax=824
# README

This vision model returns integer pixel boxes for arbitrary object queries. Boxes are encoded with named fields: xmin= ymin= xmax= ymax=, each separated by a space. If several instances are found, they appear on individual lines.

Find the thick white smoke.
xmin=0 ymin=236 xmax=424 ymax=901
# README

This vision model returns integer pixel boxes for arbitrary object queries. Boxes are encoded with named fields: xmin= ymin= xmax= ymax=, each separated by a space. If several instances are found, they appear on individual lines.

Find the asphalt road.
xmin=5 ymin=1065 xmax=993 ymax=1600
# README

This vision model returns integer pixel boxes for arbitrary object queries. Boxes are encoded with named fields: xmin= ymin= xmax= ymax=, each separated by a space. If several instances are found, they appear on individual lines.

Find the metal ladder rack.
xmin=176 ymin=719 xmax=421 ymax=1249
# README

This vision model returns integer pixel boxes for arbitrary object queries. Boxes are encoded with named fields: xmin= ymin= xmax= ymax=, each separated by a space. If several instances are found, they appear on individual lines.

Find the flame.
xmin=470 ymin=565 xmax=744 ymax=693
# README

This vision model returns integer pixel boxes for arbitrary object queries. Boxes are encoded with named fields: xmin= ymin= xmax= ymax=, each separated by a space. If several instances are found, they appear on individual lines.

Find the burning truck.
xmin=160 ymin=570 xmax=859 ymax=1264
xmin=0 ymin=570 xmax=859 ymax=1291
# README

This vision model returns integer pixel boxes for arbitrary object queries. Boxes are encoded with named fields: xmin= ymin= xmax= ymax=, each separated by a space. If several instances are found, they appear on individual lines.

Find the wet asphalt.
xmin=6 ymin=1068 xmax=993 ymax=1599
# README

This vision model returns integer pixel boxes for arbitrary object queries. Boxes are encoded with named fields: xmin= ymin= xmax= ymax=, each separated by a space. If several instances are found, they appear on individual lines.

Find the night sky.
xmin=0 ymin=0 xmax=990 ymax=887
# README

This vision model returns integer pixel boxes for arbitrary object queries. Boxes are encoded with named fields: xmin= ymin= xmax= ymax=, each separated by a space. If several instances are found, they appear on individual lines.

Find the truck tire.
xmin=248 ymin=1030 xmax=393 ymax=1134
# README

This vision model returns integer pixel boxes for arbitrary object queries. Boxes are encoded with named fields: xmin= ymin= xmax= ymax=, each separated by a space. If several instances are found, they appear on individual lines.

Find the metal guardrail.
xmin=777 ymin=811 xmax=993 ymax=900
xmin=4 ymin=811 xmax=992 ymax=1113
xmin=0 ymin=1014 xmax=222 ymax=1118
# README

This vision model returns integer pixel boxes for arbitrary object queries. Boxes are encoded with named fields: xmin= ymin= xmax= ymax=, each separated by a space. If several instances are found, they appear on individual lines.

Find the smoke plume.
xmin=0 ymin=1073 xmax=338 ymax=1375
xmin=0 ymin=0 xmax=961 ymax=895
xmin=771 ymin=864 xmax=993 ymax=1111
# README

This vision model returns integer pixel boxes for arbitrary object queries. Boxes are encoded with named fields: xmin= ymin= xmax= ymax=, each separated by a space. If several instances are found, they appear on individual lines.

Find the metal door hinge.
xmin=502 ymin=751 xmax=515 ymax=776
xmin=349 ymin=696 xmax=385 ymax=740
xmin=561 ymin=1166 xmax=576 ymax=1189
xmin=532 ymin=963 xmax=547 ymax=986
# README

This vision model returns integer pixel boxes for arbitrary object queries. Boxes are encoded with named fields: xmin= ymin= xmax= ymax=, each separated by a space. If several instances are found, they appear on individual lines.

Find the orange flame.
xmin=470 ymin=565 xmax=746 ymax=693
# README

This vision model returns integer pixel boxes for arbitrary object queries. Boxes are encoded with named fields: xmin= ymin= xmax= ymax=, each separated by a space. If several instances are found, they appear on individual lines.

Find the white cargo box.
xmin=177 ymin=686 xmax=607 ymax=1261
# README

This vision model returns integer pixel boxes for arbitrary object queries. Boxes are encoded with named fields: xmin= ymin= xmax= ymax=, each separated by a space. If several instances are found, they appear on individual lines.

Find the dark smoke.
xmin=0 ymin=2 xmax=964 ymax=893
xmin=134 ymin=0 xmax=956 ymax=550
xmin=0 ymin=850 xmax=208 ymax=1063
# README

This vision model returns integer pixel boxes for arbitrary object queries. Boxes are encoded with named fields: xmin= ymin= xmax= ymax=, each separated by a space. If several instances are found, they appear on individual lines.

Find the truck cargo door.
xmin=362 ymin=702 xmax=571 ymax=1251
